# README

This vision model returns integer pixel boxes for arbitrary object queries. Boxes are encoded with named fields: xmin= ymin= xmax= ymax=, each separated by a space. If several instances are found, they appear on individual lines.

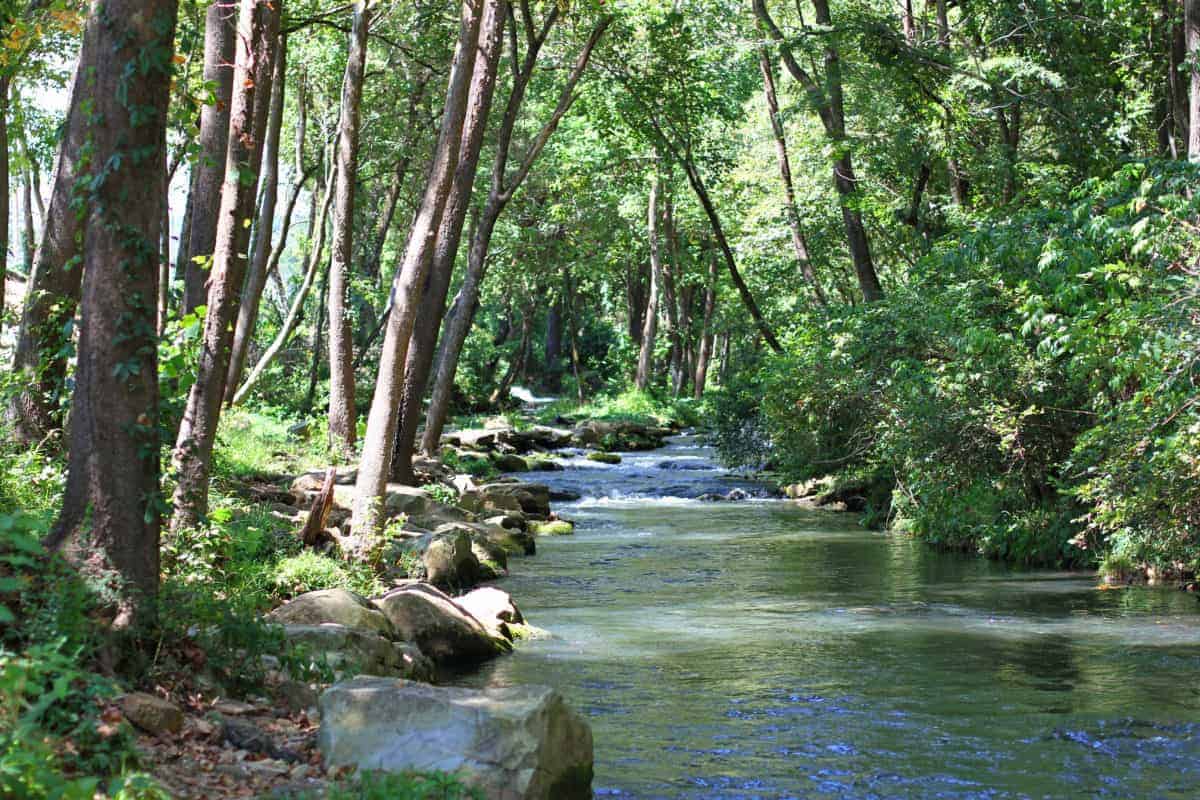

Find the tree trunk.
xmin=0 ymin=78 xmax=8 ymax=325
xmin=304 ymin=258 xmax=331 ymax=418
xmin=44 ymin=0 xmax=178 ymax=628
xmin=489 ymin=308 xmax=532 ymax=406
xmin=662 ymin=195 xmax=685 ymax=396
xmin=758 ymin=46 xmax=826 ymax=306
xmin=693 ymin=252 xmax=717 ymax=400
xmin=172 ymin=0 xmax=281 ymax=532
xmin=17 ymin=121 xmax=35 ymax=273
xmin=755 ymin=0 xmax=883 ymax=302
xmin=625 ymin=260 xmax=648 ymax=345
xmin=1172 ymin=4 xmax=1190 ymax=154
xmin=565 ymin=269 xmax=586 ymax=403
xmin=327 ymin=3 xmax=371 ymax=457
xmin=227 ymin=32 xmax=290 ymax=403
xmin=182 ymin=1 xmax=238 ymax=315
xmin=351 ymin=0 xmax=489 ymax=541
xmin=8 ymin=35 xmax=92 ymax=443
xmin=544 ymin=298 xmax=563 ymax=392
xmin=1188 ymin=0 xmax=1200 ymax=160
xmin=635 ymin=177 xmax=662 ymax=392
xmin=681 ymin=159 xmax=783 ymax=351
xmin=390 ymin=4 xmax=505 ymax=485
xmin=419 ymin=13 xmax=611 ymax=455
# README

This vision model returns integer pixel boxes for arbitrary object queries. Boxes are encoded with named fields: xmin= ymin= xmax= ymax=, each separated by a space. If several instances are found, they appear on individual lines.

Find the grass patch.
xmin=535 ymin=389 xmax=700 ymax=428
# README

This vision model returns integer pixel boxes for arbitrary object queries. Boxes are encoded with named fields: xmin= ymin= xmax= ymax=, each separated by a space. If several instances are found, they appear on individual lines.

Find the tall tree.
xmin=757 ymin=45 xmax=825 ymax=305
xmin=226 ymin=31 xmax=292 ymax=402
xmin=388 ymin=0 xmax=507 ymax=485
xmin=420 ymin=11 xmax=612 ymax=455
xmin=327 ymin=2 xmax=372 ymax=456
xmin=634 ymin=176 xmax=662 ymax=392
xmin=0 ymin=74 xmax=8 ymax=325
xmin=753 ymin=0 xmax=884 ymax=302
xmin=172 ymin=0 xmax=281 ymax=532
xmin=181 ymin=2 xmax=237 ymax=314
xmin=9 ymin=15 xmax=94 ymax=443
xmin=1188 ymin=0 xmax=1200 ymax=160
xmin=44 ymin=0 xmax=179 ymax=628
xmin=351 ymin=0 xmax=491 ymax=543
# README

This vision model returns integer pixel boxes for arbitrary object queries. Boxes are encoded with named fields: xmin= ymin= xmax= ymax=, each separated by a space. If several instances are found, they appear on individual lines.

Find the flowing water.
xmin=460 ymin=435 xmax=1200 ymax=799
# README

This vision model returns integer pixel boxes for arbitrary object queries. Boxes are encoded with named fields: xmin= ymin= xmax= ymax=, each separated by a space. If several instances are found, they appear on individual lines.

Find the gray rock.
xmin=455 ymin=586 xmax=524 ymax=630
xmin=373 ymin=584 xmax=509 ymax=665
xmin=121 ymin=692 xmax=183 ymax=736
xmin=282 ymin=624 xmax=401 ymax=677
xmin=267 ymin=589 xmax=394 ymax=639
xmin=319 ymin=678 xmax=593 ymax=800
xmin=477 ymin=482 xmax=551 ymax=518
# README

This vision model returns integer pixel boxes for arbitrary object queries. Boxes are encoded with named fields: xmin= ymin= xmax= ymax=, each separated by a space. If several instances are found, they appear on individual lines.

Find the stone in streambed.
xmin=530 ymin=519 xmax=574 ymax=536
xmin=373 ymin=583 xmax=509 ymax=665
xmin=319 ymin=678 xmax=593 ymax=800
xmin=490 ymin=452 xmax=530 ymax=472
xmin=586 ymin=451 xmax=622 ymax=464
xmin=267 ymin=589 xmax=395 ymax=639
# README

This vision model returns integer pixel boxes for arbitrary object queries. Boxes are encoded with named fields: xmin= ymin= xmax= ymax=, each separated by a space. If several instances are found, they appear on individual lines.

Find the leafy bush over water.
xmin=717 ymin=161 xmax=1200 ymax=572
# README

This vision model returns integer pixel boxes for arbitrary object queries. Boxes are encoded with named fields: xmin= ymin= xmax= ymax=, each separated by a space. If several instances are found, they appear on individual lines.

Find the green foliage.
xmin=421 ymin=483 xmax=459 ymax=506
xmin=286 ymin=770 xmax=483 ymax=800
xmin=269 ymin=551 xmax=383 ymax=600
xmin=538 ymin=388 xmax=698 ymax=428
xmin=718 ymin=160 xmax=1200 ymax=571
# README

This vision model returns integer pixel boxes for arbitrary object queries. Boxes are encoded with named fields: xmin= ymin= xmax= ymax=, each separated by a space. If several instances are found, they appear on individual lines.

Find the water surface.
xmin=461 ymin=436 xmax=1200 ymax=798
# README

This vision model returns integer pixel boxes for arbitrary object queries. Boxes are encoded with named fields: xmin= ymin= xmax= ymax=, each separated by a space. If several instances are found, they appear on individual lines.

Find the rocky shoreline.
xmin=129 ymin=417 xmax=684 ymax=799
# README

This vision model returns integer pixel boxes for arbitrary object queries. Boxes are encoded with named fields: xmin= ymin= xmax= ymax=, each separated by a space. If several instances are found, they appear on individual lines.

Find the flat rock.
xmin=121 ymin=692 xmax=183 ymax=736
xmin=319 ymin=678 xmax=593 ymax=800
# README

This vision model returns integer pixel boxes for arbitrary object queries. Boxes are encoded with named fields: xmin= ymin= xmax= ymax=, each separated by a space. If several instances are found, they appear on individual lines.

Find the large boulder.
xmin=384 ymin=530 xmax=480 ymax=590
xmin=455 ymin=587 xmax=524 ymax=632
xmin=121 ymin=693 xmax=184 ymax=736
xmin=267 ymin=589 xmax=394 ymax=639
xmin=319 ymin=678 xmax=593 ymax=800
xmin=571 ymin=420 xmax=666 ymax=451
xmin=282 ymin=624 xmax=434 ymax=681
xmin=444 ymin=429 xmax=497 ymax=451
xmin=373 ymin=584 xmax=509 ymax=665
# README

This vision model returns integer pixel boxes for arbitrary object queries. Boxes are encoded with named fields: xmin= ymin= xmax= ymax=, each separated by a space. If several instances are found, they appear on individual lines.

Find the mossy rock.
xmin=489 ymin=452 xmax=530 ymax=472
xmin=530 ymin=519 xmax=575 ymax=536
xmin=586 ymin=451 xmax=622 ymax=465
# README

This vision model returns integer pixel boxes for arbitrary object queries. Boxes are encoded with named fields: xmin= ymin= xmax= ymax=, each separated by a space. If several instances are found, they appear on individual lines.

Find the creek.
xmin=460 ymin=434 xmax=1200 ymax=798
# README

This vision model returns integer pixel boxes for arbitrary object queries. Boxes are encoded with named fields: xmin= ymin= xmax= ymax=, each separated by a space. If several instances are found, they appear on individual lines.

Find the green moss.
xmin=586 ymin=451 xmax=622 ymax=464
xmin=530 ymin=520 xmax=575 ymax=536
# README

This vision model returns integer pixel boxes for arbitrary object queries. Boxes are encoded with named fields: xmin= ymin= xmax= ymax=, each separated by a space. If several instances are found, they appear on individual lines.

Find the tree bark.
xmin=758 ymin=46 xmax=825 ymax=306
xmin=1188 ymin=0 xmax=1200 ymax=160
xmin=420 ymin=13 xmax=612 ymax=455
xmin=172 ymin=0 xmax=281 ymax=532
xmin=326 ymin=3 xmax=372 ymax=456
xmin=544 ymin=298 xmax=563 ymax=391
xmin=182 ymin=2 xmax=237 ymax=315
xmin=44 ymin=0 xmax=178 ymax=628
xmin=226 ymin=32 xmax=290 ymax=403
xmin=693 ymin=252 xmax=717 ymax=400
xmin=635 ymin=177 xmax=662 ymax=392
xmin=8 ymin=33 xmax=92 ymax=443
xmin=17 ymin=118 xmax=35 ymax=273
xmin=389 ymin=0 xmax=506 ymax=485
xmin=351 ymin=0 xmax=489 ymax=541
xmin=662 ymin=194 xmax=685 ymax=396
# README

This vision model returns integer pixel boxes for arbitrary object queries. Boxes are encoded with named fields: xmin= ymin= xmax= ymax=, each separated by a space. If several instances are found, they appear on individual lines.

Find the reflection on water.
xmin=457 ymin=436 xmax=1200 ymax=798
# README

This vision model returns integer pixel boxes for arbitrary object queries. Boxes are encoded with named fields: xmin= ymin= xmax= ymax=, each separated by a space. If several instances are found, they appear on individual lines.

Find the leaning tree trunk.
xmin=172 ymin=0 xmax=280 ymax=532
xmin=351 ymin=0 xmax=488 ymax=543
xmin=226 ymin=32 xmax=291 ymax=402
xmin=44 ymin=0 xmax=178 ymax=629
xmin=327 ymin=3 xmax=372 ymax=456
xmin=182 ymin=1 xmax=237 ymax=314
xmin=419 ymin=13 xmax=611 ymax=454
xmin=758 ymin=47 xmax=825 ymax=305
xmin=635 ymin=177 xmax=662 ymax=392
xmin=693 ymin=253 xmax=717 ymax=400
xmin=8 ymin=36 xmax=93 ymax=444
xmin=389 ymin=0 xmax=505 ymax=485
